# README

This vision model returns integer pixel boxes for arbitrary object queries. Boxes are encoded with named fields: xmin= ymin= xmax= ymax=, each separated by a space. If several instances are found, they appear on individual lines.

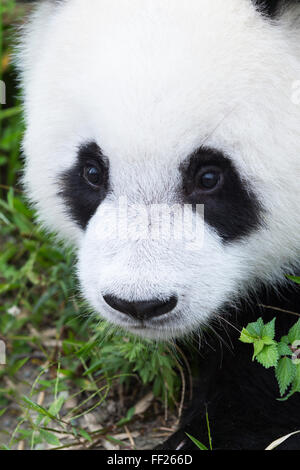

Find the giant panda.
xmin=17 ymin=0 xmax=300 ymax=450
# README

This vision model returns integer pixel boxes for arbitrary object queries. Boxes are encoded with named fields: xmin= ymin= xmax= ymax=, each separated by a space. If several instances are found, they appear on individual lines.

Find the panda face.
xmin=20 ymin=0 xmax=300 ymax=339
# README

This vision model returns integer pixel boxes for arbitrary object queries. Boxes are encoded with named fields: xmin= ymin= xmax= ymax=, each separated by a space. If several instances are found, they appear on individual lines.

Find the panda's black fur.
xmin=254 ymin=0 xmax=293 ymax=16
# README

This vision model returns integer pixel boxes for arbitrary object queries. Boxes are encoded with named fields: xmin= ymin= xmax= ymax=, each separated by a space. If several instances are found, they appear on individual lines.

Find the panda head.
xmin=19 ymin=0 xmax=300 ymax=339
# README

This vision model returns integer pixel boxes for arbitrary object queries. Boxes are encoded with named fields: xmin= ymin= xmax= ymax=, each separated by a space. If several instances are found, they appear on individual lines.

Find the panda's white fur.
xmin=19 ymin=0 xmax=300 ymax=340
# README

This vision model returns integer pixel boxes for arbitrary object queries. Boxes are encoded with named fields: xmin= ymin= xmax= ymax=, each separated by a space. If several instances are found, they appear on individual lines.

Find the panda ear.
xmin=253 ymin=0 xmax=300 ymax=17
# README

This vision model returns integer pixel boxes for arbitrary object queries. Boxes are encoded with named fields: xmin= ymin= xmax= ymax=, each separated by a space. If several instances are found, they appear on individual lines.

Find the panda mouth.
xmin=122 ymin=317 xmax=175 ymax=330
xmin=108 ymin=311 xmax=182 ymax=334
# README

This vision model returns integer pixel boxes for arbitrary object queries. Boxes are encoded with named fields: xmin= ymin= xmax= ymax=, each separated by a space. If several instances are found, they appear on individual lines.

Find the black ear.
xmin=253 ymin=0 xmax=300 ymax=17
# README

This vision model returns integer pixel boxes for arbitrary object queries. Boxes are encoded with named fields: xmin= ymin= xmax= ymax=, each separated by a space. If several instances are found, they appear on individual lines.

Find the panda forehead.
xmin=23 ymin=0 xmax=299 ymax=179
xmin=32 ymin=0 xmax=283 ymax=159
xmin=33 ymin=0 xmax=291 ymax=17
xmin=45 ymin=0 xmax=267 ymax=89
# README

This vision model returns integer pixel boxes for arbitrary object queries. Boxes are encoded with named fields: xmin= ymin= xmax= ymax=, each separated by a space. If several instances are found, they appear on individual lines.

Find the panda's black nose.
xmin=103 ymin=295 xmax=178 ymax=320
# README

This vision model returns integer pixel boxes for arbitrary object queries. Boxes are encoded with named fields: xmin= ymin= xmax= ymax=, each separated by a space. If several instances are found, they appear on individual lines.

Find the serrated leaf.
xmin=246 ymin=318 xmax=264 ymax=337
xmin=281 ymin=335 xmax=290 ymax=345
xmin=280 ymin=364 xmax=300 ymax=401
xmin=256 ymin=344 xmax=279 ymax=369
xmin=288 ymin=319 xmax=300 ymax=344
xmin=253 ymin=340 xmax=265 ymax=360
xmin=278 ymin=342 xmax=292 ymax=357
xmin=261 ymin=337 xmax=276 ymax=346
xmin=275 ymin=357 xmax=296 ymax=396
xmin=292 ymin=364 xmax=300 ymax=392
xmin=239 ymin=328 xmax=256 ymax=344
xmin=262 ymin=318 xmax=276 ymax=341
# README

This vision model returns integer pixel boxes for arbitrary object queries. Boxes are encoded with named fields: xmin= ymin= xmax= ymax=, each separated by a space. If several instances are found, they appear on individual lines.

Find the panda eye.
xmin=195 ymin=167 xmax=223 ymax=192
xmin=83 ymin=164 xmax=103 ymax=189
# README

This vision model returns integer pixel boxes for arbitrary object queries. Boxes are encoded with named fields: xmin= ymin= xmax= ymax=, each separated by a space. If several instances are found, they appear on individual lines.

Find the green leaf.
xmin=48 ymin=396 xmax=65 ymax=417
xmin=0 ymin=444 xmax=11 ymax=450
xmin=281 ymin=335 xmax=290 ymax=345
xmin=288 ymin=319 xmax=300 ymax=344
xmin=0 ymin=106 xmax=22 ymax=121
xmin=39 ymin=429 xmax=61 ymax=447
xmin=21 ymin=396 xmax=57 ymax=420
xmin=82 ymin=359 xmax=103 ymax=376
xmin=9 ymin=357 xmax=29 ymax=375
xmin=239 ymin=328 xmax=256 ymax=344
xmin=253 ymin=340 xmax=265 ymax=360
xmin=280 ymin=364 xmax=300 ymax=401
xmin=246 ymin=318 xmax=264 ymax=337
xmin=117 ymin=406 xmax=135 ymax=426
xmin=292 ymin=364 xmax=300 ymax=392
xmin=275 ymin=357 xmax=296 ymax=396
xmin=261 ymin=337 xmax=276 ymax=346
xmin=186 ymin=433 xmax=209 ymax=450
xmin=106 ymin=435 xmax=126 ymax=446
xmin=78 ymin=429 xmax=92 ymax=442
xmin=262 ymin=318 xmax=276 ymax=341
xmin=278 ymin=342 xmax=293 ymax=357
xmin=287 ymin=276 xmax=300 ymax=285
xmin=43 ymin=396 xmax=66 ymax=426
xmin=256 ymin=344 xmax=279 ymax=369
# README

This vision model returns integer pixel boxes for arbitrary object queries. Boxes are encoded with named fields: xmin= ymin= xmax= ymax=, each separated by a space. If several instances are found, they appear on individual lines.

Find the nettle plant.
xmin=240 ymin=277 xmax=300 ymax=401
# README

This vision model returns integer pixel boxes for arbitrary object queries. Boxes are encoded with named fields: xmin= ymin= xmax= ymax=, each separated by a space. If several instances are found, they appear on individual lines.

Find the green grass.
xmin=0 ymin=1 xmax=183 ymax=450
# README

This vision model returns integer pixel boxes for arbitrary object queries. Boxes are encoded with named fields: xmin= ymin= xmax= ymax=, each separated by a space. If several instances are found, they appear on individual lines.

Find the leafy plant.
xmin=240 ymin=317 xmax=300 ymax=400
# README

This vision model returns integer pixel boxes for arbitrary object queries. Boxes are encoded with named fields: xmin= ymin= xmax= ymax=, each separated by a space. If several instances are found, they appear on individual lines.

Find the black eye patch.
xmin=59 ymin=142 xmax=109 ymax=229
xmin=253 ymin=0 xmax=280 ymax=16
xmin=252 ymin=0 xmax=299 ymax=18
xmin=181 ymin=147 xmax=262 ymax=242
